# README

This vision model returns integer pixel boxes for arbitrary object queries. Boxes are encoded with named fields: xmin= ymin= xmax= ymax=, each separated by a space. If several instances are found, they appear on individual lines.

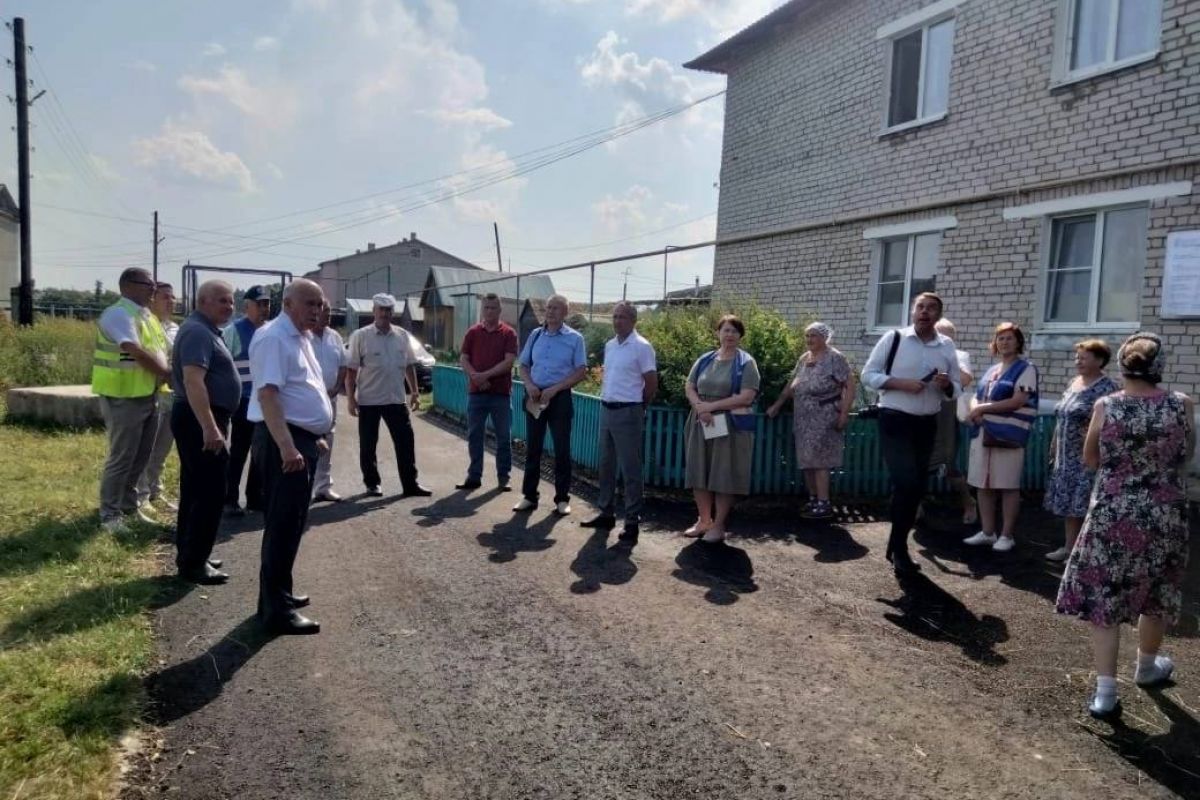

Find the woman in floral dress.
xmin=766 ymin=322 xmax=853 ymax=519
xmin=1044 ymin=340 xmax=1117 ymax=562
xmin=1055 ymin=332 xmax=1195 ymax=719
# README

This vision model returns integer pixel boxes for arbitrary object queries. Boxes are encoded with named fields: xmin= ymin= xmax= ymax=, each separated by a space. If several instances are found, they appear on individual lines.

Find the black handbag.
xmin=858 ymin=330 xmax=901 ymax=420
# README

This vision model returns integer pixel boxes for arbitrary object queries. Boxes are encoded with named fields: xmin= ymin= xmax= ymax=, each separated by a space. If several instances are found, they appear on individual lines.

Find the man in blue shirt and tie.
xmin=513 ymin=294 xmax=587 ymax=516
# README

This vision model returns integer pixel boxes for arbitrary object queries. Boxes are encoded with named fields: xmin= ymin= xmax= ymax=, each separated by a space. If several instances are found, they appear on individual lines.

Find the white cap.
xmin=372 ymin=292 xmax=396 ymax=309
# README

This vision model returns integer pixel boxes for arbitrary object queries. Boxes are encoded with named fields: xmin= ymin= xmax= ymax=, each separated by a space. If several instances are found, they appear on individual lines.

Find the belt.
xmin=601 ymin=400 xmax=642 ymax=410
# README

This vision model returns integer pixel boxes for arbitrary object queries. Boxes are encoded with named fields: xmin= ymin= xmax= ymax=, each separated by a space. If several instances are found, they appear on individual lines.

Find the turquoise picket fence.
xmin=432 ymin=365 xmax=1054 ymax=497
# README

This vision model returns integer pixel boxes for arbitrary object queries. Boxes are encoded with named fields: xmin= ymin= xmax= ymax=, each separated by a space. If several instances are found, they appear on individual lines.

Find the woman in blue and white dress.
xmin=1044 ymin=340 xmax=1117 ymax=562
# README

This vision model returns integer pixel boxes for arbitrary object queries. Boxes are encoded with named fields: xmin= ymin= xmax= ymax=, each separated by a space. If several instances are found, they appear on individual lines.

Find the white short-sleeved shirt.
xmin=346 ymin=324 xmax=433 ymax=406
xmin=600 ymin=330 xmax=657 ymax=403
xmin=861 ymin=326 xmax=962 ymax=416
xmin=312 ymin=327 xmax=347 ymax=393
xmin=246 ymin=315 xmax=334 ymax=435
xmin=98 ymin=301 xmax=145 ymax=346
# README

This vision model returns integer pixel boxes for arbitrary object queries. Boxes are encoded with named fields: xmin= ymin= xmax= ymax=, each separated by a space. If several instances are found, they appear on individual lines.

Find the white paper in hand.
xmin=701 ymin=412 xmax=729 ymax=440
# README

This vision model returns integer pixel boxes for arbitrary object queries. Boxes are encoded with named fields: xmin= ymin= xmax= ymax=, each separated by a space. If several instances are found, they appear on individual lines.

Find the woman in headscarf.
xmin=1056 ymin=332 xmax=1195 ymax=719
xmin=766 ymin=321 xmax=854 ymax=519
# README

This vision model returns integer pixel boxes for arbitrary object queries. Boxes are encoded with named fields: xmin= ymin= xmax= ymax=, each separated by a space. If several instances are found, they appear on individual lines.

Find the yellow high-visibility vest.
xmin=91 ymin=298 xmax=168 ymax=398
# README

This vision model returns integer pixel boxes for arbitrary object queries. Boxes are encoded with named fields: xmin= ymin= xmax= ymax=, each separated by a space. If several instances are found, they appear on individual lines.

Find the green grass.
xmin=0 ymin=420 xmax=179 ymax=799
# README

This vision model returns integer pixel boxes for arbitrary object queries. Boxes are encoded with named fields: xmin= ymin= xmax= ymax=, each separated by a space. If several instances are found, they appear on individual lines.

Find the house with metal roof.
xmin=420 ymin=265 xmax=556 ymax=350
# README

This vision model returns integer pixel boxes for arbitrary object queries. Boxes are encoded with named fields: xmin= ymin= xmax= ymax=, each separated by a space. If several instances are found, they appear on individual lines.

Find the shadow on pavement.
xmin=476 ymin=512 xmax=562 ymax=564
xmin=672 ymin=539 xmax=758 ymax=605
xmin=569 ymin=530 xmax=638 ymax=594
xmin=876 ymin=571 xmax=1009 ymax=666
xmin=1087 ymin=689 xmax=1200 ymax=799
xmin=1 ymin=574 xmax=194 ymax=646
xmin=145 ymin=615 xmax=274 ymax=725
xmin=410 ymin=487 xmax=505 ymax=528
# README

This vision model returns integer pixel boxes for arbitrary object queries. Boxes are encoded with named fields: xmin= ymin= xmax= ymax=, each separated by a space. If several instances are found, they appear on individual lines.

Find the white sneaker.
xmin=992 ymin=536 xmax=1016 ymax=553
xmin=512 ymin=497 xmax=537 ymax=512
xmin=1135 ymin=655 xmax=1175 ymax=687
xmin=101 ymin=517 xmax=129 ymax=534
xmin=1045 ymin=545 xmax=1071 ymax=562
xmin=963 ymin=531 xmax=997 ymax=546
xmin=554 ymin=501 xmax=572 ymax=516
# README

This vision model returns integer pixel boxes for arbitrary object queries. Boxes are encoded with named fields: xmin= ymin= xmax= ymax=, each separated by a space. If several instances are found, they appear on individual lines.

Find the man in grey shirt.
xmin=171 ymin=280 xmax=241 ymax=584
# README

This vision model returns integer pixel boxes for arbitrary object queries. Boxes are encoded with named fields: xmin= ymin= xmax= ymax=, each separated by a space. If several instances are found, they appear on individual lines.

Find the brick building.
xmin=687 ymin=0 xmax=1200 ymax=396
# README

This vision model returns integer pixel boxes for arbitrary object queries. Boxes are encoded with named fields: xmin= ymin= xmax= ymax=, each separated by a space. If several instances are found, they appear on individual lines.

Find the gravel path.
xmin=126 ymin=404 xmax=1200 ymax=799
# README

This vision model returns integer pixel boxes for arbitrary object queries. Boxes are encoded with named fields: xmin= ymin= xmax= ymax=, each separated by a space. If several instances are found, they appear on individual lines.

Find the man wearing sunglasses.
xmin=92 ymin=267 xmax=172 ymax=533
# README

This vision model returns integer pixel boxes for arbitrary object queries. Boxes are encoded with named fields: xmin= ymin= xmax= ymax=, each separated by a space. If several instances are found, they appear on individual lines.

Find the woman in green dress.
xmin=682 ymin=315 xmax=761 ymax=543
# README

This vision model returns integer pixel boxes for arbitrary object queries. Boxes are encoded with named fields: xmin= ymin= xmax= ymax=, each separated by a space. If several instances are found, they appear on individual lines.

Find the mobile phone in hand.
xmin=920 ymin=368 xmax=938 ymax=383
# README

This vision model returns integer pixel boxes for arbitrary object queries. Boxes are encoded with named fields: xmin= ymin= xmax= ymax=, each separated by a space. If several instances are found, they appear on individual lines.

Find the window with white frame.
xmin=1057 ymin=0 xmax=1162 ymax=82
xmin=885 ymin=16 xmax=955 ymax=129
xmin=1043 ymin=206 xmax=1147 ymax=326
xmin=873 ymin=232 xmax=940 ymax=328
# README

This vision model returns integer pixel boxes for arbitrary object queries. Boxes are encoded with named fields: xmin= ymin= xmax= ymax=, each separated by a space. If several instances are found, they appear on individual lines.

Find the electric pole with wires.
xmin=152 ymin=211 xmax=165 ymax=282
xmin=10 ymin=18 xmax=44 ymax=325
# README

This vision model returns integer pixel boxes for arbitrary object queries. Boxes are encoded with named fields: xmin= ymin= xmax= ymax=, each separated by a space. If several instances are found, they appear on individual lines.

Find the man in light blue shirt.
xmin=514 ymin=294 xmax=587 ymax=515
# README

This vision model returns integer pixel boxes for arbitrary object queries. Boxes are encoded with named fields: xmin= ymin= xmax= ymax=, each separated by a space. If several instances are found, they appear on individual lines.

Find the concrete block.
xmin=5 ymin=385 xmax=104 ymax=428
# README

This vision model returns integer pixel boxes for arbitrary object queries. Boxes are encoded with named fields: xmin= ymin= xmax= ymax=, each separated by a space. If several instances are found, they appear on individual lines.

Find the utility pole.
xmin=493 ymin=222 xmax=503 ymax=272
xmin=662 ymin=246 xmax=671 ymax=303
xmin=152 ymin=211 xmax=165 ymax=281
xmin=13 ymin=18 xmax=34 ymax=325
xmin=622 ymin=266 xmax=632 ymax=301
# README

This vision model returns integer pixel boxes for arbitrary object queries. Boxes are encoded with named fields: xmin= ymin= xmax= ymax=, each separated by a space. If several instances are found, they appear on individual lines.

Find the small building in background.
xmin=304 ymin=233 xmax=484 ymax=311
xmin=0 ymin=185 xmax=19 ymax=319
xmin=420 ymin=265 xmax=556 ymax=351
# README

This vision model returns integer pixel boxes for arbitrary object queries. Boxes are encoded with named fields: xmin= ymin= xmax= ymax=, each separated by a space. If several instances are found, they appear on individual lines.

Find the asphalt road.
xmin=125 ymin=402 xmax=1200 ymax=799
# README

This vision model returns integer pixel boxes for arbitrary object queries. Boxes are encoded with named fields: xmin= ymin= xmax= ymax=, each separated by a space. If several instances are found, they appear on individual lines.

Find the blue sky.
xmin=0 ymin=0 xmax=785 ymax=302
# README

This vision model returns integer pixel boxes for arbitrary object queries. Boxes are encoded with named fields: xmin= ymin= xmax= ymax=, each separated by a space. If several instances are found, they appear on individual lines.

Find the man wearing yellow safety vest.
xmin=92 ymin=267 xmax=172 ymax=533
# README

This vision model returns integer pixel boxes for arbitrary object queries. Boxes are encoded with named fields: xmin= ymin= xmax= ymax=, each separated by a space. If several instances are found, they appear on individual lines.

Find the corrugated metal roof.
xmin=423 ymin=265 xmax=556 ymax=308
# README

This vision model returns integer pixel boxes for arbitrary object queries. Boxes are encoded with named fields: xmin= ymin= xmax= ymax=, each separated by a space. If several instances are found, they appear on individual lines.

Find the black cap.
xmin=244 ymin=285 xmax=269 ymax=301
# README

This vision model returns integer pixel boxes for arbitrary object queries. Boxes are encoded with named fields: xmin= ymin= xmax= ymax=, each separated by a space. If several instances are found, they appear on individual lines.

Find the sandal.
xmin=700 ymin=527 xmax=727 ymax=544
xmin=683 ymin=520 xmax=712 ymax=538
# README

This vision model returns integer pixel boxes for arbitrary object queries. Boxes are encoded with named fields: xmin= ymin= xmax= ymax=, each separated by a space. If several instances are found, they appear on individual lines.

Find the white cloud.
xmin=133 ymin=122 xmax=255 ymax=193
xmin=129 ymin=60 xmax=157 ymax=73
xmin=581 ymin=31 xmax=696 ymax=103
xmin=253 ymin=35 xmax=281 ymax=52
xmin=178 ymin=66 xmax=298 ymax=129
xmin=88 ymin=154 xmax=122 ymax=183
xmin=425 ymin=107 xmax=513 ymax=130
xmin=442 ymin=141 xmax=526 ymax=227
xmin=265 ymin=161 xmax=285 ymax=180
xmin=202 ymin=42 xmax=227 ymax=57
xmin=594 ymin=184 xmax=655 ymax=234
xmin=558 ymin=0 xmax=785 ymax=42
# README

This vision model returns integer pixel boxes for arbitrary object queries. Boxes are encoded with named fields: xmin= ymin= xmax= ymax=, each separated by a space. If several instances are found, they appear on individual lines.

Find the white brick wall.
xmin=706 ymin=0 xmax=1200 ymax=396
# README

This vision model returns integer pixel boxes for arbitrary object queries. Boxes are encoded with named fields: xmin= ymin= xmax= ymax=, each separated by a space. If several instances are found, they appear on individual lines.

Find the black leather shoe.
xmin=180 ymin=563 xmax=229 ymax=585
xmin=891 ymin=556 xmax=921 ymax=576
xmin=618 ymin=524 xmax=639 ymax=544
xmin=365 ymin=485 xmax=384 ymax=497
xmin=455 ymin=479 xmax=483 ymax=491
xmin=263 ymin=611 xmax=320 ymax=635
xmin=286 ymin=593 xmax=311 ymax=609
xmin=401 ymin=485 xmax=433 ymax=498
xmin=581 ymin=514 xmax=617 ymax=529
xmin=207 ymin=558 xmax=223 ymax=569
xmin=224 ymin=502 xmax=245 ymax=518
xmin=497 ymin=479 xmax=512 ymax=492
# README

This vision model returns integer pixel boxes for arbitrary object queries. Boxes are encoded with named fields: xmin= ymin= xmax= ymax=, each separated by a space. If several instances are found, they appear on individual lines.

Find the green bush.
xmin=0 ymin=316 xmax=96 ymax=395
xmin=636 ymin=301 xmax=812 ymax=408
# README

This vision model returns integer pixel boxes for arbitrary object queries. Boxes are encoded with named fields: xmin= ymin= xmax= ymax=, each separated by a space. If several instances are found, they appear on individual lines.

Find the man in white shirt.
xmin=136 ymin=281 xmax=182 ymax=513
xmin=247 ymin=279 xmax=333 ymax=635
xmin=311 ymin=301 xmax=348 ymax=502
xmin=346 ymin=293 xmax=435 ymax=498
xmin=861 ymin=292 xmax=961 ymax=576
xmin=580 ymin=302 xmax=658 ymax=544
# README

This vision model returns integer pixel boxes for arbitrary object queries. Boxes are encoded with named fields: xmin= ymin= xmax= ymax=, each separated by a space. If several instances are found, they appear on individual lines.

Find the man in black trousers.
xmin=171 ymin=280 xmax=241 ymax=584
xmin=247 ymin=278 xmax=333 ymax=635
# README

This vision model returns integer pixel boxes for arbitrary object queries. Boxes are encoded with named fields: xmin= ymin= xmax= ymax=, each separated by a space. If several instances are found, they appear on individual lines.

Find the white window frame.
xmin=865 ymin=220 xmax=952 ymax=332
xmin=877 ymin=0 xmax=962 ymax=135
xmin=1036 ymin=203 xmax=1147 ymax=332
xmin=1051 ymin=0 xmax=1163 ymax=87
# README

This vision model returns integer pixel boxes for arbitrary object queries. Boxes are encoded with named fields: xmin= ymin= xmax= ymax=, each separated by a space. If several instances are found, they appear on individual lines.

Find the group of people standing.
xmin=91 ymin=273 xmax=1193 ymax=716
